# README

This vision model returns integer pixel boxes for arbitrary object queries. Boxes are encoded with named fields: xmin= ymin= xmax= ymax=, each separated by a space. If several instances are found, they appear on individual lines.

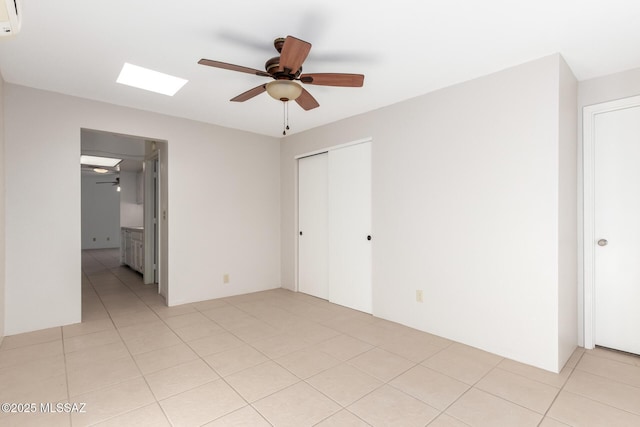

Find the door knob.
xmin=597 ymin=239 xmax=608 ymax=247
xmin=299 ymin=231 xmax=303 ymax=236
xmin=367 ymin=235 xmax=372 ymax=241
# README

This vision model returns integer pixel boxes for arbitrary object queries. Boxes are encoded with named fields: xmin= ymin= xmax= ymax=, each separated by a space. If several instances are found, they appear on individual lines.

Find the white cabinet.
xmin=121 ymin=227 xmax=144 ymax=274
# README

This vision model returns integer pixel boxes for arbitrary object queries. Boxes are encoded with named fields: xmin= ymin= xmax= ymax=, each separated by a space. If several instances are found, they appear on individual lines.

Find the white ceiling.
xmin=1 ymin=1 xmax=639 ymax=137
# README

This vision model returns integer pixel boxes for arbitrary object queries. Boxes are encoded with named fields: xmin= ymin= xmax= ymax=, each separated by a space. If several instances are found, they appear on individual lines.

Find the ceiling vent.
xmin=0 ymin=0 xmax=21 ymax=36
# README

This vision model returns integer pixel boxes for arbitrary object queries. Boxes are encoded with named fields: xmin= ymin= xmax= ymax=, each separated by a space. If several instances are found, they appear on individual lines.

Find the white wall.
xmin=4 ymin=84 xmax=281 ymax=334
xmin=557 ymin=57 xmax=578 ymax=367
xmin=578 ymin=67 xmax=640 ymax=109
xmin=119 ymin=170 xmax=143 ymax=227
xmin=575 ymin=66 xmax=640 ymax=347
xmin=81 ymin=129 xmax=146 ymax=159
xmin=0 ymin=75 xmax=5 ymax=343
xmin=81 ymin=174 xmax=121 ymax=249
xmin=282 ymin=54 xmax=576 ymax=372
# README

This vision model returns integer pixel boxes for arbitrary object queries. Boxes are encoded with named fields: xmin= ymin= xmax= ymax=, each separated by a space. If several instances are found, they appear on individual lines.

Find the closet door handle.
xmin=299 ymin=231 xmax=303 ymax=236
xmin=367 ymin=235 xmax=372 ymax=241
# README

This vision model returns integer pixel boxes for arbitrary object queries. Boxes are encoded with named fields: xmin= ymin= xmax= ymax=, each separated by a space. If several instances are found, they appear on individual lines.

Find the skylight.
xmin=80 ymin=155 xmax=122 ymax=168
xmin=116 ymin=63 xmax=188 ymax=96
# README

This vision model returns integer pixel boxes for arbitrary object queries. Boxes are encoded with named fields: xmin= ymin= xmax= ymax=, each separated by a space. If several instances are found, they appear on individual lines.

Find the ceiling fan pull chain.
xmin=282 ymin=101 xmax=287 ymax=135
xmin=286 ymin=101 xmax=290 ymax=132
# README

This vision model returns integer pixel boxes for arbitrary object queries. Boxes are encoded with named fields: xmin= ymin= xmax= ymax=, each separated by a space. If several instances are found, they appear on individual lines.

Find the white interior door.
xmin=594 ymin=105 xmax=640 ymax=355
xmin=298 ymin=153 xmax=329 ymax=299
xmin=329 ymin=142 xmax=372 ymax=313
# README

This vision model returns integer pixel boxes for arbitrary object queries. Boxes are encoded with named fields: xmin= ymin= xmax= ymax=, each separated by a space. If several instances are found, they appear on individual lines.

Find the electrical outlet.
xmin=223 ymin=274 xmax=229 ymax=284
xmin=416 ymin=290 xmax=423 ymax=303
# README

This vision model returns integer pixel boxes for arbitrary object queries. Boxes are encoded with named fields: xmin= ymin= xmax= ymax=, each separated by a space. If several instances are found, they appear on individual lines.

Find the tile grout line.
xmin=112 ymin=258 xmax=278 ymax=426
xmin=306 ymin=332 xmax=448 ymax=425
xmin=191 ymin=301 xmax=343 ymax=425
xmin=60 ymin=311 xmax=73 ymax=426
xmin=547 ymin=353 xmax=640 ymax=420
xmin=83 ymin=250 xmax=174 ymax=426
xmin=380 ymin=344 xmax=470 ymax=426
xmin=469 ymin=364 xmax=569 ymax=418
xmin=429 ymin=357 xmax=506 ymax=426
xmin=539 ymin=349 xmax=640 ymax=422
xmin=183 ymin=295 xmax=401 ymax=425
xmin=537 ymin=350 xmax=584 ymax=426
xmin=197 ymin=295 xmax=464 ymax=425
xmin=573 ymin=353 xmax=640 ymax=390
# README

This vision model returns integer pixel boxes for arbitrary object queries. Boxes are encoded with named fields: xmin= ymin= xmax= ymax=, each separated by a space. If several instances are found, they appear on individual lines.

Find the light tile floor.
xmin=0 ymin=249 xmax=639 ymax=426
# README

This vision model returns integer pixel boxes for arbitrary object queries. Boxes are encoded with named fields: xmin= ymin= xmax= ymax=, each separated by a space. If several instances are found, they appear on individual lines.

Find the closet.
xmin=297 ymin=141 xmax=372 ymax=313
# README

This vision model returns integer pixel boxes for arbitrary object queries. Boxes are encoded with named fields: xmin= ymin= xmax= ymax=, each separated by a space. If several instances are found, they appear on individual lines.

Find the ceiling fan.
xmin=82 ymin=165 xmax=118 ymax=174
xmin=96 ymin=177 xmax=120 ymax=186
xmin=198 ymin=35 xmax=364 ymax=111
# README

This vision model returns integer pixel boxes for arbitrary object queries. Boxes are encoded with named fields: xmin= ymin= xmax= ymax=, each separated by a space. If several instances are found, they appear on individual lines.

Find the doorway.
xmin=583 ymin=95 xmax=640 ymax=355
xmin=80 ymin=129 xmax=168 ymax=301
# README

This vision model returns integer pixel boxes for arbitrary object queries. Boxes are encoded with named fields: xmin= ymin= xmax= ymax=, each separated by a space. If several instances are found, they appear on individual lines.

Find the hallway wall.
xmin=81 ymin=174 xmax=121 ymax=249
xmin=4 ymin=84 xmax=281 ymax=335
xmin=119 ymin=170 xmax=143 ymax=228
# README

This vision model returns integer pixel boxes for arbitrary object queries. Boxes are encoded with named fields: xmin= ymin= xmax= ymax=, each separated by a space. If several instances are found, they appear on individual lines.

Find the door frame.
xmin=294 ymin=137 xmax=372 ymax=294
xmin=143 ymin=153 xmax=159 ymax=285
xmin=583 ymin=94 xmax=640 ymax=349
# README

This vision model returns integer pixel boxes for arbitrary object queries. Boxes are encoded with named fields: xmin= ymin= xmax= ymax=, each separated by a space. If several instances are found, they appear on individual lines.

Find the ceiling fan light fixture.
xmin=266 ymin=80 xmax=302 ymax=102
xmin=93 ymin=168 xmax=109 ymax=174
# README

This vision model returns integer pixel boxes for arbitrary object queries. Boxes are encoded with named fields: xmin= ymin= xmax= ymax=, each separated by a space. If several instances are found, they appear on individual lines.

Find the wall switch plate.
xmin=223 ymin=274 xmax=229 ymax=284
xmin=416 ymin=290 xmax=423 ymax=303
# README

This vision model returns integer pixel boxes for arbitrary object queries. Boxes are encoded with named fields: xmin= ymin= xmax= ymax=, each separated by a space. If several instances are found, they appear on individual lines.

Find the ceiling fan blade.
xmin=299 ymin=73 xmax=364 ymax=87
xmin=295 ymin=88 xmax=320 ymax=111
xmin=215 ymin=31 xmax=272 ymax=53
xmin=96 ymin=177 xmax=119 ymax=185
xmin=198 ymin=59 xmax=271 ymax=78
xmin=279 ymin=36 xmax=311 ymax=73
xmin=230 ymin=84 xmax=267 ymax=102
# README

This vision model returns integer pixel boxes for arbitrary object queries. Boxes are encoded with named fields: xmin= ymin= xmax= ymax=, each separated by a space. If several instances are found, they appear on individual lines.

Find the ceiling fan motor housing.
xmin=265 ymin=56 xmax=302 ymax=79
xmin=273 ymin=37 xmax=285 ymax=53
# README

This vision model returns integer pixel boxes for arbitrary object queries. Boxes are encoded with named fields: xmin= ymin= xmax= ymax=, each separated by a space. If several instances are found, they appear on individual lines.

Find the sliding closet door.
xmin=329 ymin=142 xmax=372 ymax=313
xmin=298 ymin=153 xmax=329 ymax=299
